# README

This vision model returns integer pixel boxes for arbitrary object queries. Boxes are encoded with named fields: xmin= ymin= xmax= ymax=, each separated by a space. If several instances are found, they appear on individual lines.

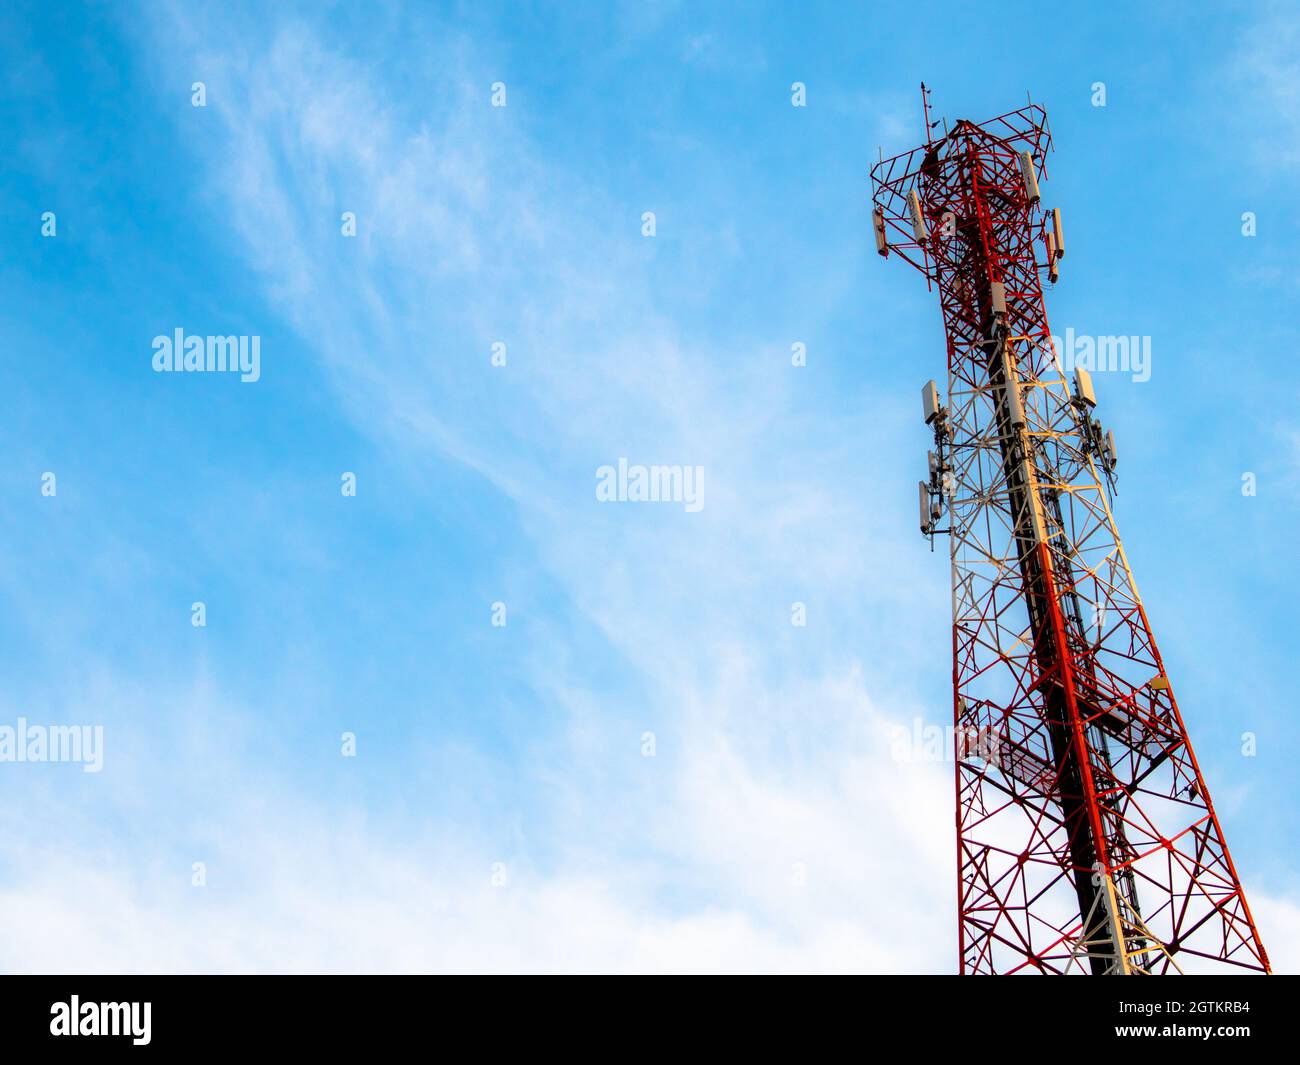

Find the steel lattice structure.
xmin=870 ymin=88 xmax=1270 ymax=974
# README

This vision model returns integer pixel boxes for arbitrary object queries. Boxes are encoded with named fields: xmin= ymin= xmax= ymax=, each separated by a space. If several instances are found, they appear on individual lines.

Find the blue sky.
xmin=1 ymin=0 xmax=1298 ymax=972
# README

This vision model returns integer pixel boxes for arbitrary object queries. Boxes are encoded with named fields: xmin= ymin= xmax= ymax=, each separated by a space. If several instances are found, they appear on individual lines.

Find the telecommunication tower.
xmin=870 ymin=85 xmax=1270 ymax=974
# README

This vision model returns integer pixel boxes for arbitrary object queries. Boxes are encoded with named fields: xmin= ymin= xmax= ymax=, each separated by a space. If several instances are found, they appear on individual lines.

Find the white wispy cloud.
xmin=105 ymin=7 xmax=954 ymax=972
xmin=1237 ymin=8 xmax=1300 ymax=163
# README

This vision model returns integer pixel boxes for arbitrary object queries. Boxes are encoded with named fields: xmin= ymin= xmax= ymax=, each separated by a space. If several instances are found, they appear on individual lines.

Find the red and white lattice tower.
xmin=870 ymin=86 xmax=1270 ymax=974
